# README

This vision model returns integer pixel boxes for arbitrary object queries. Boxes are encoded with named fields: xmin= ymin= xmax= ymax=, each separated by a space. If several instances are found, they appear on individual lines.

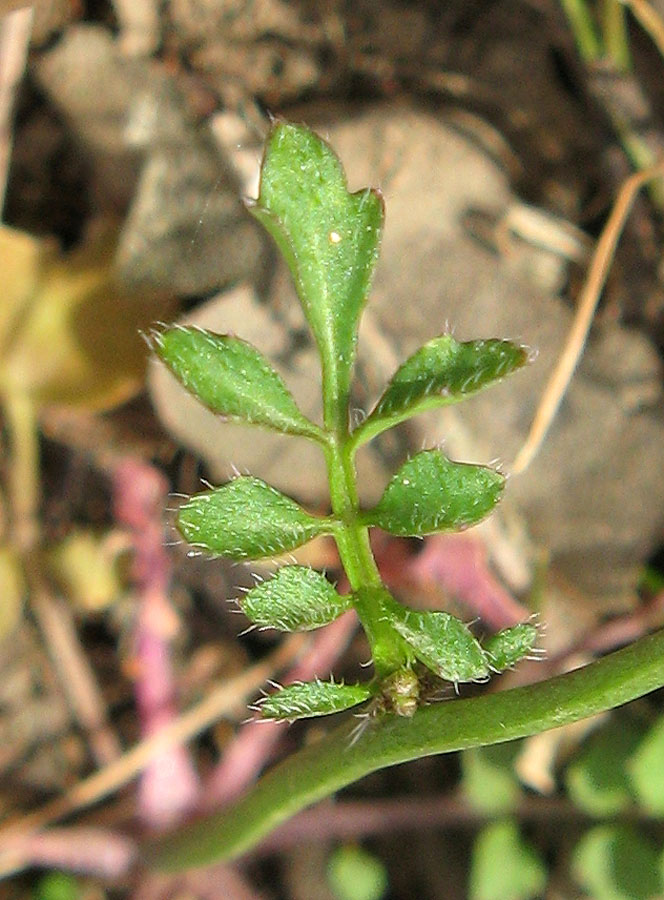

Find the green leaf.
xmin=573 ymin=825 xmax=662 ymax=900
xmin=627 ymin=713 xmax=664 ymax=814
xmin=33 ymin=873 xmax=81 ymax=900
xmin=566 ymin=716 xmax=642 ymax=816
xmin=363 ymin=450 xmax=504 ymax=536
xmin=239 ymin=565 xmax=352 ymax=631
xmin=153 ymin=326 xmax=322 ymax=440
xmin=391 ymin=608 xmax=489 ymax=683
xmin=177 ymin=477 xmax=334 ymax=561
xmin=249 ymin=122 xmax=384 ymax=423
xmin=257 ymin=679 xmax=372 ymax=721
xmin=462 ymin=744 xmax=521 ymax=814
xmin=352 ymin=336 xmax=529 ymax=448
xmin=327 ymin=846 xmax=389 ymax=900
xmin=482 ymin=623 xmax=539 ymax=673
xmin=470 ymin=819 xmax=546 ymax=900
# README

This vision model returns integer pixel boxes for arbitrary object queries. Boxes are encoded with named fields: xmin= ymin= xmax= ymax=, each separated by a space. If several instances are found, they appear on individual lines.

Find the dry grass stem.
xmin=512 ymin=160 xmax=664 ymax=474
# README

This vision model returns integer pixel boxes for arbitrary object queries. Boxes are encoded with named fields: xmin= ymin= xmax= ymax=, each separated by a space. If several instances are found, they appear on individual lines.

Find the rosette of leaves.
xmin=153 ymin=121 xmax=534 ymax=722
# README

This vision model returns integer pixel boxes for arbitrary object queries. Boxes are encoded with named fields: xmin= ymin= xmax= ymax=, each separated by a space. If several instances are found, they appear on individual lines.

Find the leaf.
xmin=573 ymin=825 xmax=662 ymax=900
xmin=0 ymin=545 xmax=24 ymax=638
xmin=462 ymin=744 xmax=521 ymax=814
xmin=177 ymin=477 xmax=334 ymax=561
xmin=482 ymin=623 xmax=539 ymax=673
xmin=46 ymin=529 xmax=124 ymax=613
xmin=0 ymin=225 xmax=48 ymax=355
xmin=363 ymin=450 xmax=504 ymax=536
xmin=566 ymin=716 xmax=642 ymax=817
xmin=34 ymin=873 xmax=81 ymax=900
xmin=153 ymin=326 xmax=323 ymax=440
xmin=353 ymin=336 xmax=529 ymax=448
xmin=627 ymin=713 xmax=664 ymax=814
xmin=391 ymin=609 xmax=489 ymax=683
xmin=327 ymin=845 xmax=389 ymax=900
xmin=249 ymin=122 xmax=384 ymax=415
xmin=470 ymin=819 xmax=546 ymax=900
xmin=239 ymin=565 xmax=351 ymax=631
xmin=258 ymin=679 xmax=372 ymax=721
xmin=0 ymin=225 xmax=174 ymax=412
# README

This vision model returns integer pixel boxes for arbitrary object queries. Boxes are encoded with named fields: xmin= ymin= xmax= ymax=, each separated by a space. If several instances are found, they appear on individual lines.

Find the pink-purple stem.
xmin=113 ymin=459 xmax=200 ymax=830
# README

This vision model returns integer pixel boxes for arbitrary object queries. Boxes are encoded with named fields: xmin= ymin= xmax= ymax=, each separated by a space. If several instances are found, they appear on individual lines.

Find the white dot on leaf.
xmin=329 ymin=230 xmax=342 ymax=243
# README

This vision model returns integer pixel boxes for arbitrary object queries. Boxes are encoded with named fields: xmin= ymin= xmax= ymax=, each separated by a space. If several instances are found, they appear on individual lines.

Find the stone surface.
xmin=174 ymin=104 xmax=664 ymax=609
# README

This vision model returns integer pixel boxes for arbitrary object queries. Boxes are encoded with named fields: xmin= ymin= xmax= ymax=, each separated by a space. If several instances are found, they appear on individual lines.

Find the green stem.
xmin=560 ymin=0 xmax=603 ymax=62
xmin=602 ymin=0 xmax=631 ymax=72
xmin=323 ymin=433 xmax=408 ymax=677
xmin=148 ymin=627 xmax=664 ymax=871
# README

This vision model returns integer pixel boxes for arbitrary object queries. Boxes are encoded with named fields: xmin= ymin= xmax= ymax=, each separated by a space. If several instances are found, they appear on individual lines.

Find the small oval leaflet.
xmin=483 ymin=622 xmax=539 ymax=672
xmin=239 ymin=565 xmax=352 ymax=631
xmin=153 ymin=327 xmax=322 ymax=440
xmin=363 ymin=450 xmax=504 ymax=536
xmin=258 ymin=679 xmax=372 ymax=721
xmin=392 ymin=609 xmax=490 ymax=683
xmin=354 ymin=336 xmax=528 ymax=448
xmin=177 ymin=476 xmax=333 ymax=561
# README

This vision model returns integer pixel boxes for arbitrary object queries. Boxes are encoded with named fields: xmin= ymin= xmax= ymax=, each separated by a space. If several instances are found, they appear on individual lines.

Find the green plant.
xmin=147 ymin=121 xmax=664 ymax=870
xmin=154 ymin=121 xmax=533 ymax=719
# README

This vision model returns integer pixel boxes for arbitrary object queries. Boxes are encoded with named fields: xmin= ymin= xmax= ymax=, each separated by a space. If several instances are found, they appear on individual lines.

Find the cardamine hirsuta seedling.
xmin=153 ymin=121 xmax=536 ymax=722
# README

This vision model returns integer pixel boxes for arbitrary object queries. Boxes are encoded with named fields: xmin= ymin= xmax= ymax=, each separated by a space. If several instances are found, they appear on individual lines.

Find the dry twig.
xmin=512 ymin=160 xmax=664 ymax=474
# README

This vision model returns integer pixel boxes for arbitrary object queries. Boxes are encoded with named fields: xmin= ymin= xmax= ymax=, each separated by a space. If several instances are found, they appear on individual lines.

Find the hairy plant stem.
xmin=148 ymin=626 xmax=664 ymax=871
xmin=323 ymin=431 xmax=408 ymax=678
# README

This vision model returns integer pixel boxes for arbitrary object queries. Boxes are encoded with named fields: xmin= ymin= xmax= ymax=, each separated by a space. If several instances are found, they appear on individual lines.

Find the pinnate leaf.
xmin=153 ymin=327 xmax=322 ymax=439
xmin=363 ymin=450 xmax=504 ymax=536
xmin=177 ymin=477 xmax=333 ymax=561
xmin=249 ymin=122 xmax=384 ymax=409
xmin=258 ymin=679 xmax=372 ymax=720
xmin=353 ymin=336 xmax=528 ymax=447
xmin=239 ymin=565 xmax=351 ymax=631
xmin=392 ymin=609 xmax=489 ymax=683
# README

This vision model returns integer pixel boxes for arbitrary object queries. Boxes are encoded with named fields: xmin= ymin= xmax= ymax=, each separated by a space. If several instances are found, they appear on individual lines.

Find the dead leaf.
xmin=0 ymin=224 xmax=175 ymax=412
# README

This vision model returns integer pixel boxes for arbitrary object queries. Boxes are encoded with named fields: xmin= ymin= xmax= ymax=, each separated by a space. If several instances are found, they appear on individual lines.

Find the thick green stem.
xmin=148 ymin=626 xmax=664 ymax=871
xmin=323 ymin=433 xmax=408 ymax=676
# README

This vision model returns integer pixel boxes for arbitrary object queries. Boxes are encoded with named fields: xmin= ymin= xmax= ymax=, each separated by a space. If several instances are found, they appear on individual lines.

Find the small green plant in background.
xmin=154 ymin=121 xmax=535 ymax=722
xmin=147 ymin=121 xmax=664 ymax=871
xmin=464 ymin=706 xmax=664 ymax=900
